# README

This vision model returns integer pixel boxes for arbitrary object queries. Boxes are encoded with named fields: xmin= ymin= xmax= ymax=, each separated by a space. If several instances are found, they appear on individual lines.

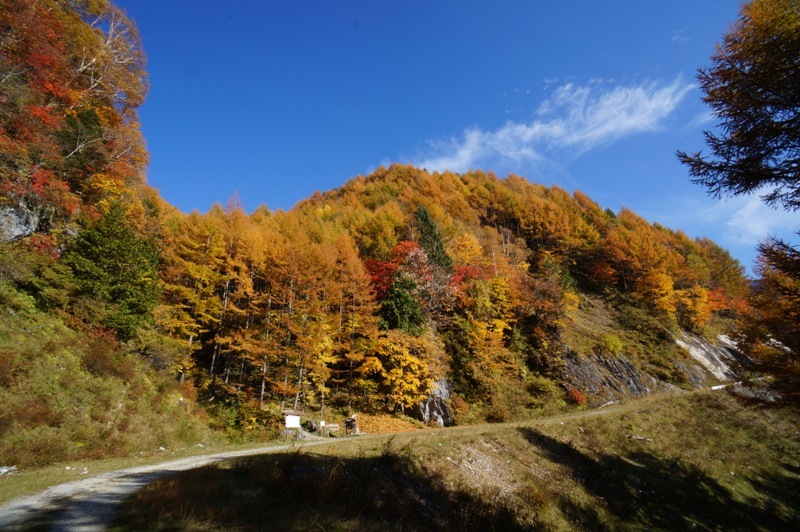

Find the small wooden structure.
xmin=344 ymin=414 xmax=359 ymax=435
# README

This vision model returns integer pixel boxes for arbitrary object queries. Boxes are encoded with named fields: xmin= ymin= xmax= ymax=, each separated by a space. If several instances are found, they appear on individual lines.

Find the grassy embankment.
xmin=111 ymin=389 xmax=800 ymax=530
xmin=0 ymin=278 xmax=222 ymax=503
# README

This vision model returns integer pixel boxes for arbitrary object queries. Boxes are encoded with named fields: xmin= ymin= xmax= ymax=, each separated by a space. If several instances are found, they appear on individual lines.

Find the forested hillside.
xmin=150 ymin=165 xmax=749 ymax=425
xmin=0 ymin=0 xmax=782 ymax=468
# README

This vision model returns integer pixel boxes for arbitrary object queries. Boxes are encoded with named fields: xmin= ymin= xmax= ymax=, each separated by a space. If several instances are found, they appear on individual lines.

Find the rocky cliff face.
xmin=674 ymin=333 xmax=746 ymax=382
xmin=562 ymin=332 xmax=746 ymax=405
xmin=418 ymin=378 xmax=454 ymax=427
xmin=562 ymin=351 xmax=659 ymax=401
xmin=0 ymin=203 xmax=42 ymax=242
xmin=418 ymin=331 xmax=746 ymax=421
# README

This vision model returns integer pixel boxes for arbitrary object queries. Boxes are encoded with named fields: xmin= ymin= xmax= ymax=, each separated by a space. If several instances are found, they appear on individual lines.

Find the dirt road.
xmin=0 ymin=402 xmax=635 ymax=531
xmin=0 ymin=437 xmax=362 ymax=531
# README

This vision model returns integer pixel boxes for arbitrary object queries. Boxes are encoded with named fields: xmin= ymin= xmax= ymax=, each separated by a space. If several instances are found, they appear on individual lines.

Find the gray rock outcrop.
xmin=0 ymin=202 xmax=43 ymax=242
xmin=418 ymin=377 xmax=454 ymax=427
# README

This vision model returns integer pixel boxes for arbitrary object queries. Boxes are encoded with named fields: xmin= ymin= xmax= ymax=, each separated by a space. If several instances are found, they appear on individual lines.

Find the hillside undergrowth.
xmin=0 ymin=280 xmax=214 ymax=467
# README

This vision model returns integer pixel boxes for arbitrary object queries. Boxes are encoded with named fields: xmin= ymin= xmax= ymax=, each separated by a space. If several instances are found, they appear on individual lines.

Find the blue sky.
xmin=115 ymin=1 xmax=796 ymax=273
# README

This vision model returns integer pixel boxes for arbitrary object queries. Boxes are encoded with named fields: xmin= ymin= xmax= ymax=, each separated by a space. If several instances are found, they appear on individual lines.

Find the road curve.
xmin=0 ymin=400 xmax=640 ymax=531
xmin=0 ymin=437 xmax=364 ymax=531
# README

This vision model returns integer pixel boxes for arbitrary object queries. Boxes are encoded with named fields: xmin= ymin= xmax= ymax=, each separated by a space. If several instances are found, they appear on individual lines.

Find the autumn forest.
xmin=1 ymin=0 xmax=798 ymax=468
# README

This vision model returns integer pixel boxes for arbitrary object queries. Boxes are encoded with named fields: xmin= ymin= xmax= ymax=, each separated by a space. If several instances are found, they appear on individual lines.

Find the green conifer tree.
xmin=414 ymin=206 xmax=453 ymax=271
xmin=65 ymin=202 xmax=160 ymax=340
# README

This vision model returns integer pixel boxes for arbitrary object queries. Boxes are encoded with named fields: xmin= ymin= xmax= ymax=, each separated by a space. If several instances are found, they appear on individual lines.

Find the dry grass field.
xmin=109 ymin=389 xmax=800 ymax=530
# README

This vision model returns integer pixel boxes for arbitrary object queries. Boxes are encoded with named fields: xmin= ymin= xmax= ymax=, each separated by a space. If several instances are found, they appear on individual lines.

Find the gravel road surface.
xmin=0 ymin=438 xmax=341 ymax=531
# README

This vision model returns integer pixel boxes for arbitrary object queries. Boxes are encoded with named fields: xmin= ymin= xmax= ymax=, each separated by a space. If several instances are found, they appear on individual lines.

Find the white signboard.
xmin=285 ymin=415 xmax=301 ymax=428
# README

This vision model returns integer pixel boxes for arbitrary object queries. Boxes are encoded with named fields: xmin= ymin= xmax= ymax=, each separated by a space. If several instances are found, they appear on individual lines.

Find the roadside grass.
xmin=0 ymin=439 xmax=289 ymax=505
xmin=0 ymin=405 xmax=419 ymax=506
xmin=110 ymin=390 xmax=800 ymax=530
xmin=110 ymin=439 xmax=520 ymax=531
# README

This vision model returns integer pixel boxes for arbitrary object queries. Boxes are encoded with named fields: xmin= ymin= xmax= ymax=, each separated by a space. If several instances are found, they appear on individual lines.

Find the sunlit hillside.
xmin=1 ymin=0 xmax=796 ymax=474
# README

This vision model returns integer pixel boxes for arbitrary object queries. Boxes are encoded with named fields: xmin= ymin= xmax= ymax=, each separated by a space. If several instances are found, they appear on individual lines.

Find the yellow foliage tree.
xmin=447 ymin=232 xmax=484 ymax=266
xmin=677 ymin=286 xmax=712 ymax=331
xmin=641 ymin=270 xmax=677 ymax=318
xmin=362 ymin=330 xmax=434 ymax=414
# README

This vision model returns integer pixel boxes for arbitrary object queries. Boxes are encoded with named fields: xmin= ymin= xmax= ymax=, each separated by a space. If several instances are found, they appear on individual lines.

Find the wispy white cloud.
xmin=685 ymin=110 xmax=715 ymax=130
xmin=647 ymin=193 xmax=798 ymax=273
xmin=720 ymin=195 xmax=798 ymax=246
xmin=412 ymin=77 xmax=694 ymax=173
xmin=672 ymin=28 xmax=689 ymax=44
xmin=666 ymin=194 xmax=797 ymax=245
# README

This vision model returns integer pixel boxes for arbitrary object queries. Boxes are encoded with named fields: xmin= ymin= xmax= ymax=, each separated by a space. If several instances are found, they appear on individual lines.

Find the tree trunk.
xmin=293 ymin=363 xmax=305 ymax=411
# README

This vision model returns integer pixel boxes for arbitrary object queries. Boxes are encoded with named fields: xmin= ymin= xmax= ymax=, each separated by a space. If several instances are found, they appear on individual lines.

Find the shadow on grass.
xmin=743 ymin=462 xmax=800 ymax=526
xmin=111 ymin=444 xmax=522 ymax=531
xmin=518 ymin=427 xmax=800 ymax=531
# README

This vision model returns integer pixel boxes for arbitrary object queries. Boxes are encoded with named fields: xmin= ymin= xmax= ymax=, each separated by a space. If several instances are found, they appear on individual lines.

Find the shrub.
xmin=452 ymin=395 xmax=470 ymax=417
xmin=567 ymin=388 xmax=586 ymax=405
xmin=0 ymin=349 xmax=15 ymax=387
xmin=485 ymin=399 xmax=512 ymax=423
xmin=598 ymin=334 xmax=623 ymax=354
xmin=526 ymin=374 xmax=565 ymax=410
xmin=0 ymin=426 xmax=73 ymax=467
xmin=82 ymin=330 xmax=137 ymax=380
